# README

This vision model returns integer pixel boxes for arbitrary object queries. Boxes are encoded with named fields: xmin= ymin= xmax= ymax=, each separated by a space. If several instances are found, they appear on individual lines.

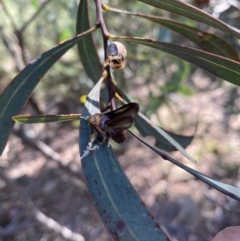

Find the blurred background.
xmin=0 ymin=0 xmax=240 ymax=240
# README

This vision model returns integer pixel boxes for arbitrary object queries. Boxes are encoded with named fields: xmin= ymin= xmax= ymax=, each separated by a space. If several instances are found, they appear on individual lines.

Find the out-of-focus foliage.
xmin=2 ymin=0 xmax=236 ymax=115
xmin=0 ymin=0 xmax=84 ymax=103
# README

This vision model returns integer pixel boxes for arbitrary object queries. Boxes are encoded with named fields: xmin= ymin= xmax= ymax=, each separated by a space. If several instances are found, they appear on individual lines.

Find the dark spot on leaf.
xmin=106 ymin=215 xmax=111 ymax=223
xmin=98 ymin=191 xmax=101 ymax=196
xmin=116 ymin=220 xmax=126 ymax=231
xmin=147 ymin=212 xmax=154 ymax=220
xmin=94 ymin=180 xmax=97 ymax=185
xmin=155 ymin=222 xmax=160 ymax=228
xmin=140 ymin=201 xmax=146 ymax=207
xmin=102 ymin=210 xmax=106 ymax=214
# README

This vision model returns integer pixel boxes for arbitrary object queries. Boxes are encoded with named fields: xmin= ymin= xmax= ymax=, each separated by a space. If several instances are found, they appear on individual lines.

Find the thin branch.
xmin=15 ymin=0 xmax=55 ymax=65
xmin=19 ymin=0 xmax=54 ymax=33
xmin=13 ymin=128 xmax=84 ymax=181
xmin=0 ymin=27 xmax=25 ymax=71
xmin=0 ymin=170 xmax=85 ymax=241
xmin=94 ymin=0 xmax=116 ymax=110
xmin=94 ymin=0 xmax=110 ymax=39
xmin=0 ymin=25 xmax=45 ymax=114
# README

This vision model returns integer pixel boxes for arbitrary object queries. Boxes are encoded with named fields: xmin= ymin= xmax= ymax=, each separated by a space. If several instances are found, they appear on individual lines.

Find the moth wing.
xmin=110 ymin=129 xmax=127 ymax=143
xmin=106 ymin=116 xmax=134 ymax=129
xmin=105 ymin=103 xmax=139 ymax=120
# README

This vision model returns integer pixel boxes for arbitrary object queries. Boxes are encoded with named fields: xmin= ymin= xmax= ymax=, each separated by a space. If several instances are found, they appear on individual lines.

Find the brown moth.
xmin=80 ymin=102 xmax=139 ymax=159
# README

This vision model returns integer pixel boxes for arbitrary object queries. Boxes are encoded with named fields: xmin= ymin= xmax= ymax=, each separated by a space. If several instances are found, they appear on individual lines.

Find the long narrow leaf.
xmin=130 ymin=130 xmax=240 ymax=201
xmin=139 ymin=17 xmax=239 ymax=61
xmin=112 ymin=36 xmax=240 ymax=86
xmin=12 ymin=114 xmax=81 ymax=123
xmin=136 ymin=113 xmax=194 ymax=156
xmin=0 ymin=27 xmax=96 ymax=155
xmin=103 ymin=4 xmax=239 ymax=61
xmin=76 ymin=0 xmax=102 ymax=84
xmin=138 ymin=0 xmax=240 ymax=39
xmin=79 ymin=79 xmax=169 ymax=240
xmin=116 ymin=87 xmax=195 ymax=162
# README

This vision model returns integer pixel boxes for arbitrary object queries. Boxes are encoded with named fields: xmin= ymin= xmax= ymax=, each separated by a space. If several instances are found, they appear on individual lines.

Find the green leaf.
xmin=76 ymin=0 xmax=102 ymax=84
xmin=130 ymin=130 xmax=240 ymax=201
xmin=0 ymin=27 xmax=96 ymax=155
xmin=113 ymin=36 xmax=240 ymax=86
xmin=135 ymin=115 xmax=194 ymax=152
xmin=136 ymin=113 xmax=195 ymax=162
xmin=80 ymin=81 xmax=169 ymax=241
xmin=103 ymin=4 xmax=239 ymax=61
xmin=138 ymin=0 xmax=240 ymax=39
xmin=12 ymin=114 xmax=81 ymax=123
xmin=30 ymin=0 xmax=40 ymax=8
xmin=116 ymin=87 xmax=195 ymax=162
xmin=141 ymin=16 xmax=239 ymax=61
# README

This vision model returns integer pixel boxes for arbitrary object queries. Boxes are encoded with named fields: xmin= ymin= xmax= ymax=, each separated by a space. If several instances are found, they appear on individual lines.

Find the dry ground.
xmin=1 ymin=74 xmax=240 ymax=241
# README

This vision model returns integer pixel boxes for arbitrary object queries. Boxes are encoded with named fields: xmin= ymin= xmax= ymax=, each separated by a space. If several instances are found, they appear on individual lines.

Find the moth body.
xmin=80 ymin=103 xmax=139 ymax=159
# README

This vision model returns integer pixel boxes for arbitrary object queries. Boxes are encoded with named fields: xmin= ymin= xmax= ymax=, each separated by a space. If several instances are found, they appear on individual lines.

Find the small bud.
xmin=105 ymin=41 xmax=127 ymax=70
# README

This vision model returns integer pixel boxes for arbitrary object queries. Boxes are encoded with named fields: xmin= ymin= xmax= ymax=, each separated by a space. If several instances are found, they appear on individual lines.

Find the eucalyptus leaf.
xmin=0 ymin=27 xmax=96 ymax=155
xmin=76 ymin=0 xmax=102 ymax=84
xmin=138 ymin=0 xmax=240 ymax=38
xmin=135 ymin=115 xmax=194 ymax=152
xmin=113 ymin=37 xmax=240 ymax=86
xmin=12 ymin=114 xmax=81 ymax=124
xmin=103 ymin=4 xmax=239 ymax=60
xmin=130 ymin=130 xmax=240 ymax=201
xmin=116 ymin=87 xmax=195 ymax=162
xmin=79 ymin=79 xmax=169 ymax=241
xmin=139 ymin=16 xmax=239 ymax=61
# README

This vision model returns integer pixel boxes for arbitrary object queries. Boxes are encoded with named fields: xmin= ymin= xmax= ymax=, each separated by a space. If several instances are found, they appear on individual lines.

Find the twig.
xmin=0 ymin=27 xmax=44 ymax=114
xmin=0 ymin=170 xmax=85 ymax=241
xmin=0 ymin=26 xmax=25 ymax=71
xmin=19 ymin=0 xmax=54 ymax=33
xmin=94 ymin=0 xmax=116 ymax=110
xmin=94 ymin=0 xmax=110 ymax=39
xmin=0 ymin=11 xmax=44 ymax=114
xmin=0 ymin=0 xmax=18 ymax=31
xmin=13 ymin=128 xmax=84 ymax=181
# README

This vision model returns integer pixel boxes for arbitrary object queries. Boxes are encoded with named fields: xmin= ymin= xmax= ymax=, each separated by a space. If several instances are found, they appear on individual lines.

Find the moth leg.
xmin=80 ymin=133 xmax=96 ymax=160
xmin=80 ymin=142 xmax=100 ymax=160
xmin=80 ymin=115 xmax=89 ymax=121
xmin=87 ymin=143 xmax=99 ymax=151
xmin=89 ymin=133 xmax=96 ymax=143
xmin=80 ymin=143 xmax=100 ymax=160
xmin=87 ymin=133 xmax=98 ymax=151
xmin=80 ymin=148 xmax=90 ymax=160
